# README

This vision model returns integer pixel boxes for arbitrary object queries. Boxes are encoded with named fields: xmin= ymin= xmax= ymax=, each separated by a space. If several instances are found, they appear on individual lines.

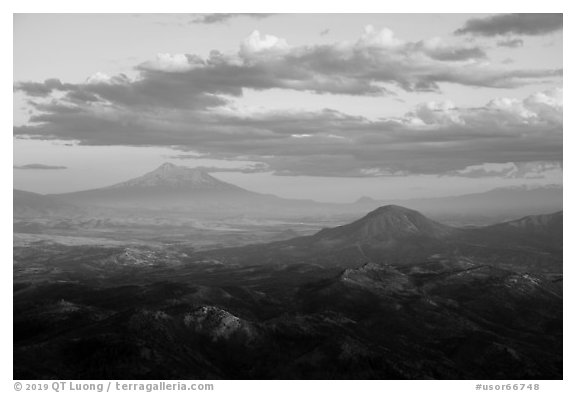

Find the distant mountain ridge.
xmin=357 ymin=185 xmax=562 ymax=224
xmin=14 ymin=162 xmax=562 ymax=222
xmin=491 ymin=211 xmax=562 ymax=234
xmin=13 ymin=189 xmax=81 ymax=218
xmin=468 ymin=211 xmax=564 ymax=252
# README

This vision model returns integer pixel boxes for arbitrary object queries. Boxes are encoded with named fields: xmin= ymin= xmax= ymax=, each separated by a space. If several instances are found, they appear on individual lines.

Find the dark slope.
xmin=488 ymin=211 xmax=562 ymax=236
xmin=451 ymin=212 xmax=564 ymax=272
xmin=14 ymin=253 xmax=562 ymax=379
xmin=460 ymin=211 xmax=563 ymax=250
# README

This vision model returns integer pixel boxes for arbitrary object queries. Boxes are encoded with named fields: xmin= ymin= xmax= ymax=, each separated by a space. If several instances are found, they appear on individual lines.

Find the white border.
xmin=5 ymin=2 xmax=572 ymax=391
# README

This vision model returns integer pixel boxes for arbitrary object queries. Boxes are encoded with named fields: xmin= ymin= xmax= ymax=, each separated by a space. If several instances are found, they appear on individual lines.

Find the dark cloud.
xmin=320 ymin=29 xmax=330 ymax=36
xmin=14 ymin=164 xmax=67 ymax=170
xmin=190 ymin=14 xmax=275 ymax=24
xmin=410 ymin=40 xmax=487 ymax=61
xmin=197 ymin=164 xmax=269 ymax=174
xmin=13 ymin=79 xmax=76 ymax=97
xmin=15 ymin=70 xmax=233 ymax=111
xmin=168 ymin=155 xmax=270 ymax=173
xmin=455 ymin=14 xmax=562 ymax=37
xmin=426 ymin=46 xmax=486 ymax=61
xmin=13 ymin=87 xmax=562 ymax=177
xmin=497 ymin=38 xmax=524 ymax=48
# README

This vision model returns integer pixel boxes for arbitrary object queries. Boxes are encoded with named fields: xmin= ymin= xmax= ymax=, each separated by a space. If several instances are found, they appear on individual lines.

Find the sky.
xmin=13 ymin=13 xmax=563 ymax=202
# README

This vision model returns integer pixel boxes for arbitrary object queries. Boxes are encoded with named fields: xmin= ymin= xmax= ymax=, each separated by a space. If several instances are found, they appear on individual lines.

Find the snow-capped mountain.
xmin=50 ymin=163 xmax=328 ymax=215
xmin=106 ymin=163 xmax=241 ymax=191
xmin=51 ymin=163 xmax=260 ymax=210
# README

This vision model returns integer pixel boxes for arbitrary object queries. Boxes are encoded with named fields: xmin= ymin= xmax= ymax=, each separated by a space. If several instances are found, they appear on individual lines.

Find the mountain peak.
xmin=314 ymin=205 xmax=455 ymax=243
xmin=157 ymin=162 xmax=178 ymax=170
xmin=366 ymin=204 xmax=416 ymax=216
xmin=106 ymin=163 xmax=237 ymax=190
xmin=354 ymin=196 xmax=379 ymax=205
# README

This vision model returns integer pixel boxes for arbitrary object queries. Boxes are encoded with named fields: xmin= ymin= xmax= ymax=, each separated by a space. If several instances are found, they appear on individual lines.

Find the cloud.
xmin=446 ymin=161 xmax=561 ymax=179
xmin=197 ymin=164 xmax=270 ymax=174
xmin=485 ymin=87 xmax=562 ymax=124
xmin=455 ymin=13 xmax=563 ymax=37
xmin=409 ymin=100 xmax=464 ymax=126
xmin=13 ymin=87 xmax=562 ymax=177
xmin=189 ymin=13 xmax=275 ymax=24
xmin=497 ymin=38 xmax=524 ymax=48
xmin=13 ymin=79 xmax=76 ymax=97
xmin=168 ymin=155 xmax=270 ymax=173
xmin=320 ymin=29 xmax=330 ymax=36
xmin=15 ymin=68 xmax=233 ymax=111
xmin=13 ymin=27 xmax=562 ymax=179
xmin=14 ymin=26 xmax=561 ymax=110
xmin=139 ymin=53 xmax=196 ymax=72
xmin=14 ymin=164 xmax=67 ymax=170
xmin=358 ymin=25 xmax=404 ymax=48
xmin=240 ymin=31 xmax=290 ymax=58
